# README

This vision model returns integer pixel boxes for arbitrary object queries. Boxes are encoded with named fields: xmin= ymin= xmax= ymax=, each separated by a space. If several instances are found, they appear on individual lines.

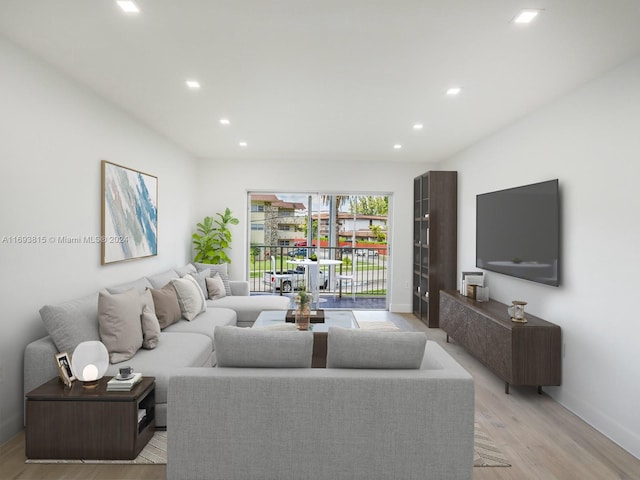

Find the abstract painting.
xmin=101 ymin=160 xmax=157 ymax=264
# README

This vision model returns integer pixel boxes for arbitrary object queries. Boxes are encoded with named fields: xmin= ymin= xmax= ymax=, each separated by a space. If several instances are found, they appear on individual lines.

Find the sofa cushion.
xmin=106 ymin=277 xmax=153 ymax=294
xmin=175 ymin=264 xmax=197 ymax=277
xmin=207 ymin=295 xmax=290 ymax=325
xmin=326 ymin=328 xmax=427 ymax=369
xmin=172 ymin=276 xmax=206 ymax=321
xmin=214 ymin=325 xmax=312 ymax=368
xmin=149 ymin=283 xmax=182 ymax=329
xmin=205 ymin=273 xmax=226 ymax=300
xmin=98 ymin=289 xmax=144 ymax=364
xmin=105 ymin=332 xmax=212 ymax=404
xmin=163 ymin=307 xmax=237 ymax=344
xmin=146 ymin=269 xmax=179 ymax=289
xmin=40 ymin=293 xmax=100 ymax=354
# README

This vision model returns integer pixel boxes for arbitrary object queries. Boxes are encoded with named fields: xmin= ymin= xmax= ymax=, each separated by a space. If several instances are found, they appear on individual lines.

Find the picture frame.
xmin=101 ymin=160 xmax=158 ymax=265
xmin=55 ymin=352 xmax=76 ymax=387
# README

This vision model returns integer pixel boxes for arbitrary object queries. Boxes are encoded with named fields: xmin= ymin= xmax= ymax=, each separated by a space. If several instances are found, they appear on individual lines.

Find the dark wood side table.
xmin=25 ymin=376 xmax=155 ymax=460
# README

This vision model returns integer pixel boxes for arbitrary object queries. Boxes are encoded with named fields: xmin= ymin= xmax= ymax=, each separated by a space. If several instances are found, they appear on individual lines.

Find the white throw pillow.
xmin=172 ymin=275 xmax=206 ymax=321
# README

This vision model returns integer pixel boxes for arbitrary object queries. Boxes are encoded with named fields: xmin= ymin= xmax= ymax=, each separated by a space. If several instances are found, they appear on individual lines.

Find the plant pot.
xmin=295 ymin=305 xmax=311 ymax=331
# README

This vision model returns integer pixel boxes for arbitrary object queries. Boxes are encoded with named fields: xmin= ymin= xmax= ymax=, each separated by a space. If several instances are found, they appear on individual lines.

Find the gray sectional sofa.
xmin=167 ymin=327 xmax=475 ymax=480
xmin=23 ymin=263 xmax=290 ymax=427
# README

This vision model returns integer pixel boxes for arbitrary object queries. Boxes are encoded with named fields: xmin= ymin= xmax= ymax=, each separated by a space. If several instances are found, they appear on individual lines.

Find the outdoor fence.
xmin=248 ymin=245 xmax=387 ymax=297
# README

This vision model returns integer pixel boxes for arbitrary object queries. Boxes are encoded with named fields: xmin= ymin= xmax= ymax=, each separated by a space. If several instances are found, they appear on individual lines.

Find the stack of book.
xmin=106 ymin=372 xmax=143 ymax=391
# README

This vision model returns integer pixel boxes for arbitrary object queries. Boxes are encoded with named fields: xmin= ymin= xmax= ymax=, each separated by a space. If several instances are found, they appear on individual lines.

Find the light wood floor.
xmin=2 ymin=311 xmax=639 ymax=480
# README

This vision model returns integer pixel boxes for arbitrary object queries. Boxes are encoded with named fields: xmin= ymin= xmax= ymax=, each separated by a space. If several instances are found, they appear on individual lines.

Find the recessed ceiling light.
xmin=413 ymin=124 xmax=424 ymax=130
xmin=513 ymin=9 xmax=540 ymax=24
xmin=185 ymin=80 xmax=201 ymax=89
xmin=393 ymin=144 xmax=402 ymax=150
xmin=116 ymin=1 xmax=140 ymax=14
xmin=446 ymin=87 xmax=461 ymax=96
xmin=239 ymin=141 xmax=248 ymax=147
xmin=219 ymin=118 xmax=230 ymax=125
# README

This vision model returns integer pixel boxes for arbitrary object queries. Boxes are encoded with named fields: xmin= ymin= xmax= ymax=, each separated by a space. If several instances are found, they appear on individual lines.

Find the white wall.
xmin=194 ymin=159 xmax=434 ymax=311
xmin=440 ymin=55 xmax=640 ymax=458
xmin=0 ymin=38 xmax=198 ymax=443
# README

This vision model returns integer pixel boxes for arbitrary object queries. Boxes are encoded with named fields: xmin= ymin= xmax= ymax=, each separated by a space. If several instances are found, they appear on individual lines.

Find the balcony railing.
xmin=248 ymin=245 xmax=387 ymax=300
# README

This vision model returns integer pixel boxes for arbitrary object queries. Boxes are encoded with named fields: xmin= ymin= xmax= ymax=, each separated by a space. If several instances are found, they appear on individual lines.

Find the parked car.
xmin=288 ymin=248 xmax=308 ymax=257
xmin=356 ymin=249 xmax=379 ymax=256
xmin=263 ymin=266 xmax=329 ymax=292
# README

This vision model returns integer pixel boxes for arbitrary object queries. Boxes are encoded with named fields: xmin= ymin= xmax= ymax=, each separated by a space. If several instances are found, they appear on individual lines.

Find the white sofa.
xmin=23 ymin=264 xmax=290 ymax=427
xmin=167 ymin=327 xmax=475 ymax=480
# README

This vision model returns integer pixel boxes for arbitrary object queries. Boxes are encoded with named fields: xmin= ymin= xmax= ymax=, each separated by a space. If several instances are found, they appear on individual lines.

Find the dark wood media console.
xmin=439 ymin=290 xmax=561 ymax=394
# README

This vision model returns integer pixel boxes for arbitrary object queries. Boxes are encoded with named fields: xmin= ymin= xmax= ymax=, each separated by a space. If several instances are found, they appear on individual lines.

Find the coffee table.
xmin=253 ymin=310 xmax=359 ymax=367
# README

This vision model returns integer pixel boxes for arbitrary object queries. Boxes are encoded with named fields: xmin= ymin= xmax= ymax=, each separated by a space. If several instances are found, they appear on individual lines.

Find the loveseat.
xmin=23 ymin=263 xmax=290 ymax=427
xmin=167 ymin=327 xmax=475 ymax=480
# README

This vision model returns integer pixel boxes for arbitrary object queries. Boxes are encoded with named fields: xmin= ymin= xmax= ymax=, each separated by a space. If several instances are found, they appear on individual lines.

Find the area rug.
xmin=26 ymin=431 xmax=167 ymax=465
xmin=473 ymin=423 xmax=511 ymax=467
xmin=357 ymin=320 xmax=401 ymax=331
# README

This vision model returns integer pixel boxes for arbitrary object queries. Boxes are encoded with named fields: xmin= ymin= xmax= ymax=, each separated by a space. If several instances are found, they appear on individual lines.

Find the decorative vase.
xmin=295 ymin=304 xmax=311 ymax=330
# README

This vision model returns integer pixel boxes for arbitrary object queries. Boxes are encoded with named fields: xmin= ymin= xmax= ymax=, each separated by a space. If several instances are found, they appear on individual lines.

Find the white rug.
xmin=26 ymin=431 xmax=167 ymax=465
xmin=473 ymin=423 xmax=511 ymax=467
xmin=357 ymin=320 xmax=401 ymax=331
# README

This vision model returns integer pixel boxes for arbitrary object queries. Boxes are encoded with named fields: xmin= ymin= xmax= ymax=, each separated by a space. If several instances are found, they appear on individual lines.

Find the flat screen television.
xmin=476 ymin=179 xmax=560 ymax=286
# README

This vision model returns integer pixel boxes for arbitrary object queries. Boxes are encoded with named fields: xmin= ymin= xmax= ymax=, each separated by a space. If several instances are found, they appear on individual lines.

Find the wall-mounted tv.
xmin=476 ymin=179 xmax=560 ymax=286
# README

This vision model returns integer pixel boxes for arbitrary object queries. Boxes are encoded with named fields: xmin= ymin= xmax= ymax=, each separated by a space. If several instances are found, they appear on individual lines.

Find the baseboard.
xmin=389 ymin=303 xmax=412 ymax=313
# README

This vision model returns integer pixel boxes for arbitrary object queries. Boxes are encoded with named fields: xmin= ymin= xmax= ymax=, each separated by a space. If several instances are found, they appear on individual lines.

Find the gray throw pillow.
xmin=214 ymin=325 xmax=313 ymax=368
xmin=175 ymin=264 xmax=197 ymax=277
xmin=141 ymin=305 xmax=160 ymax=349
xmin=40 ymin=293 xmax=100 ymax=354
xmin=98 ymin=289 xmax=144 ymax=364
xmin=326 ymin=327 xmax=427 ymax=369
xmin=189 ymin=268 xmax=210 ymax=299
xmin=149 ymin=283 xmax=182 ymax=329
xmin=146 ymin=269 xmax=179 ymax=289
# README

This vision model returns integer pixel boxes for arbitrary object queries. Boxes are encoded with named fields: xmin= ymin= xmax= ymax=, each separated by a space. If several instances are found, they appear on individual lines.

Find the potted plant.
xmin=192 ymin=208 xmax=239 ymax=264
xmin=294 ymin=289 xmax=311 ymax=330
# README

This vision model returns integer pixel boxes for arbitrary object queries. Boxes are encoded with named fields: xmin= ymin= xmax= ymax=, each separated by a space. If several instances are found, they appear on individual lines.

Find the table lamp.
xmin=71 ymin=341 xmax=109 ymax=389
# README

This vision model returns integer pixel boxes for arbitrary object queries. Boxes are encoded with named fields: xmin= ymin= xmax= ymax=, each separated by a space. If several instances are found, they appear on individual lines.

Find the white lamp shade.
xmin=71 ymin=341 xmax=109 ymax=382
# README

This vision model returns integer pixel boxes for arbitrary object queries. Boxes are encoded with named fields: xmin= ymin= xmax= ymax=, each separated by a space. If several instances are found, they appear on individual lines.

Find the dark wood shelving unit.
xmin=413 ymin=171 xmax=457 ymax=327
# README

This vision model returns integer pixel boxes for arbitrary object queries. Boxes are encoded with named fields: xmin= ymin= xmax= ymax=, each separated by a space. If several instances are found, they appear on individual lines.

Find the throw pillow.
xmin=326 ymin=327 xmax=427 ymax=369
xmin=146 ymin=269 xmax=179 ymax=289
xmin=189 ymin=268 xmax=210 ymax=299
xmin=98 ymin=289 xmax=144 ymax=364
xmin=39 ymin=293 xmax=100 ymax=354
xmin=175 ymin=264 xmax=197 ymax=277
xmin=205 ymin=273 xmax=226 ymax=300
xmin=194 ymin=263 xmax=232 ymax=296
xmin=172 ymin=275 xmax=206 ymax=321
xmin=149 ymin=283 xmax=182 ymax=329
xmin=140 ymin=305 xmax=160 ymax=349
xmin=214 ymin=326 xmax=313 ymax=368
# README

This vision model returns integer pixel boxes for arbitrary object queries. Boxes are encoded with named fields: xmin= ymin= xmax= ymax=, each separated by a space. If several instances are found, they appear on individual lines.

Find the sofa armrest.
xmin=229 ymin=281 xmax=249 ymax=296
xmin=24 ymin=336 xmax=60 ymax=395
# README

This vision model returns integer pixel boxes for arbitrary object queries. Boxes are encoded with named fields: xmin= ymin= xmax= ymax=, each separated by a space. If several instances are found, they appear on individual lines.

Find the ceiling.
xmin=2 ymin=0 xmax=640 ymax=163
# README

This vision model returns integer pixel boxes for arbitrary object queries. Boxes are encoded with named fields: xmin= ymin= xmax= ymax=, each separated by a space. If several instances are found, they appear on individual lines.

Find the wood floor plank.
xmin=2 ymin=311 xmax=639 ymax=480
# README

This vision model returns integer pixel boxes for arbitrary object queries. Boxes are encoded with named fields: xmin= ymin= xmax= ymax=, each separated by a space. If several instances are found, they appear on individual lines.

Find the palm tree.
xmin=320 ymin=195 xmax=352 ymax=258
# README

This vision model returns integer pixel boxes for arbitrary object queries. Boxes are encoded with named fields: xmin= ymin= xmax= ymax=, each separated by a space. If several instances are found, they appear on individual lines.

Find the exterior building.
xmin=250 ymin=194 xmax=306 ymax=248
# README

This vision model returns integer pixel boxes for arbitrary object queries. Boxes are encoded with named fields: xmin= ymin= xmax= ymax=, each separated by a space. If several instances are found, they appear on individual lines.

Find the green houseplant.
xmin=192 ymin=208 xmax=239 ymax=264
